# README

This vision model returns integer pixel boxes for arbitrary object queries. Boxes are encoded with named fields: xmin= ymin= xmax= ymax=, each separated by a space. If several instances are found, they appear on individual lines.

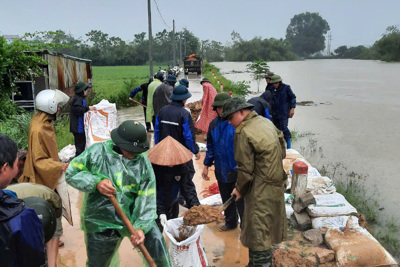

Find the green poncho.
xmin=66 ymin=140 xmax=157 ymax=236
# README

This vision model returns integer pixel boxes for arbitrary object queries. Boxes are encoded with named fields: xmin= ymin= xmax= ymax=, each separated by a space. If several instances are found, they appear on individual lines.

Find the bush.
xmin=0 ymin=112 xmax=32 ymax=150
xmin=54 ymin=114 xmax=74 ymax=150
xmin=202 ymin=62 xmax=250 ymax=96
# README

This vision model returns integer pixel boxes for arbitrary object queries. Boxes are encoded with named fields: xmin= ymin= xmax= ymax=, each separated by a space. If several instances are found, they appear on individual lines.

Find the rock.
xmin=288 ymin=214 xmax=298 ymax=228
xmin=302 ymin=229 xmax=324 ymax=246
xmin=292 ymin=192 xmax=316 ymax=213
xmin=316 ymin=248 xmax=335 ymax=264
xmin=294 ymin=211 xmax=312 ymax=231
xmin=299 ymin=192 xmax=316 ymax=207
xmin=292 ymin=201 xmax=304 ymax=213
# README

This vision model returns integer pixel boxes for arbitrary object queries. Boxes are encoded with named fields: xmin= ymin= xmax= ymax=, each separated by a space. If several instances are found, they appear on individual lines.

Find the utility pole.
xmin=179 ymin=34 xmax=182 ymax=64
xmin=147 ymin=0 xmax=153 ymax=77
xmin=172 ymin=20 xmax=176 ymax=66
xmin=327 ymin=33 xmax=332 ymax=56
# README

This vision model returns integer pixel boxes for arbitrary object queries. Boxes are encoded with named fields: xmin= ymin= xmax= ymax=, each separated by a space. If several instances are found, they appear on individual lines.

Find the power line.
xmin=153 ymin=0 xmax=171 ymax=29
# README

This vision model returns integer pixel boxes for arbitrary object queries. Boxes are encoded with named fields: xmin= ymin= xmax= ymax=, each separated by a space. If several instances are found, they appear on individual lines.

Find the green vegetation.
xmin=54 ymin=114 xmax=74 ymax=150
xmin=286 ymin=12 xmax=330 ymax=57
xmin=202 ymin=62 xmax=250 ymax=96
xmin=91 ymin=65 xmax=167 ymax=108
xmin=334 ymin=25 xmax=400 ymax=62
xmin=0 ymin=112 xmax=32 ymax=150
xmin=246 ymin=59 xmax=269 ymax=93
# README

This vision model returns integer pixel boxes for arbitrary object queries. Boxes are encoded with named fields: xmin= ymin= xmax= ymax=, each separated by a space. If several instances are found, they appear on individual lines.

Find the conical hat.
xmin=148 ymin=136 xmax=193 ymax=166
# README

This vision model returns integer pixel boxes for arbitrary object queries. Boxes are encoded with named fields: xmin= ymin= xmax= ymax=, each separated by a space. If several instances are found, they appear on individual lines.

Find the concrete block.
xmin=299 ymin=192 xmax=316 ymax=207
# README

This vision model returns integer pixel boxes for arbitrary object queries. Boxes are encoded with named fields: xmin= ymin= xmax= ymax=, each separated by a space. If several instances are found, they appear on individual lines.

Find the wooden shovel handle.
xmin=109 ymin=195 xmax=157 ymax=267
xmin=129 ymin=98 xmax=147 ymax=108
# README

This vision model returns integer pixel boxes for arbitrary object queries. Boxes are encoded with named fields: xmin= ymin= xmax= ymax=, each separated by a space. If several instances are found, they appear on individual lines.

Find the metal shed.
xmin=12 ymin=50 xmax=92 ymax=109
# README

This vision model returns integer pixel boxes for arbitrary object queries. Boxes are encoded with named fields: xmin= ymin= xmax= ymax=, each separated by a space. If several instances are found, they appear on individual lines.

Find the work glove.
xmin=159 ymin=214 xmax=167 ymax=228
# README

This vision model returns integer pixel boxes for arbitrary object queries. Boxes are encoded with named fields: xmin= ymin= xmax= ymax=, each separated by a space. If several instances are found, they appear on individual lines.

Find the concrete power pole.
xmin=172 ymin=20 xmax=176 ymax=66
xmin=327 ymin=33 xmax=332 ymax=56
xmin=147 ymin=0 xmax=153 ymax=77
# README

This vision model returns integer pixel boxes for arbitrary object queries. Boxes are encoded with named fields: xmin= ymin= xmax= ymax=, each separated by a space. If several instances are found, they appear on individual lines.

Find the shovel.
xmin=109 ymin=195 xmax=157 ymax=267
xmin=218 ymin=195 xmax=237 ymax=212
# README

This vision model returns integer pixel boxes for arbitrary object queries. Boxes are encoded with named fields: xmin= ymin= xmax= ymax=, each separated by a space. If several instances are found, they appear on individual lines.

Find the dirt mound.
xmin=183 ymin=205 xmax=224 ymax=226
xmin=273 ymin=248 xmax=315 ymax=267
xmin=186 ymin=101 xmax=202 ymax=134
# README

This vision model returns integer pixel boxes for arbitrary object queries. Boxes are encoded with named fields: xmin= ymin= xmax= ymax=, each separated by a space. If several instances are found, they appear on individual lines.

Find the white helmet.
xmin=35 ymin=89 xmax=69 ymax=114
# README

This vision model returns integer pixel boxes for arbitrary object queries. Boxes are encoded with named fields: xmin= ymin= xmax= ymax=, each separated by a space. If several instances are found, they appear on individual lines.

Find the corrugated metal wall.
xmin=45 ymin=54 xmax=91 ymax=91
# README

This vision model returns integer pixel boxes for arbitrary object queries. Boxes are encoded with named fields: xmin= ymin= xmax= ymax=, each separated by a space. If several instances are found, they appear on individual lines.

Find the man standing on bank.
xmin=267 ymin=74 xmax=296 ymax=149
xmin=223 ymin=97 xmax=287 ymax=267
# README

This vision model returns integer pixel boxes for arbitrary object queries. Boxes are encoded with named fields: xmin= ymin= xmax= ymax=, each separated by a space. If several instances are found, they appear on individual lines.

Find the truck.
xmin=183 ymin=54 xmax=202 ymax=75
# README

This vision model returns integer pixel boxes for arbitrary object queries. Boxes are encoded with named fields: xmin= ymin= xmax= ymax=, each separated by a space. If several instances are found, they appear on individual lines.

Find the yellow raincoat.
xmin=234 ymin=111 xmax=287 ymax=251
xmin=20 ymin=111 xmax=63 ymax=190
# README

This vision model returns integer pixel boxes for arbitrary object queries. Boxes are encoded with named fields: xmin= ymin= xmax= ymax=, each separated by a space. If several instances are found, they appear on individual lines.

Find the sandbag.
xmin=312 ymin=215 xmax=359 ymax=233
xmin=84 ymin=99 xmax=117 ymax=148
xmin=58 ymin=144 xmax=76 ymax=162
xmin=56 ymin=172 xmax=73 ymax=225
xmin=325 ymin=227 xmax=397 ymax=266
xmin=164 ymin=218 xmax=208 ymax=267
xmin=307 ymin=176 xmax=336 ymax=195
xmin=307 ymin=193 xmax=357 ymax=217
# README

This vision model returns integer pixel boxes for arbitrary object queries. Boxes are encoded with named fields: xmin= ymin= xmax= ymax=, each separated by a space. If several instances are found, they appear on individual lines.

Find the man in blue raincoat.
xmin=202 ymin=93 xmax=244 ymax=231
xmin=267 ymin=74 xmax=296 ymax=148
xmin=66 ymin=120 xmax=171 ymax=267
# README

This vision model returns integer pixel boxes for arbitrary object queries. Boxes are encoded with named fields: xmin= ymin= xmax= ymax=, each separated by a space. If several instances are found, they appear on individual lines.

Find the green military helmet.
xmin=23 ymin=197 xmax=57 ymax=243
xmin=270 ymin=74 xmax=282 ymax=84
xmin=222 ymin=97 xmax=254 ymax=120
xmin=111 ymin=120 xmax=150 ymax=153
xmin=212 ymin=92 xmax=231 ymax=107
xmin=75 ymin=81 xmax=90 ymax=94
xmin=265 ymin=71 xmax=275 ymax=79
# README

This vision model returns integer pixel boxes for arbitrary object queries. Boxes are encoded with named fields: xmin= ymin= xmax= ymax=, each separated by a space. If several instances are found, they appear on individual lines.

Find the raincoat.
xmin=66 ymin=140 xmax=171 ymax=266
xmin=234 ymin=111 xmax=287 ymax=251
xmin=146 ymin=79 xmax=162 ymax=123
xmin=195 ymin=82 xmax=217 ymax=132
xmin=20 ymin=111 xmax=63 ymax=190
xmin=153 ymin=81 xmax=173 ymax=116
xmin=0 ymin=189 xmax=46 ymax=267
xmin=65 ymin=139 xmax=157 ymax=235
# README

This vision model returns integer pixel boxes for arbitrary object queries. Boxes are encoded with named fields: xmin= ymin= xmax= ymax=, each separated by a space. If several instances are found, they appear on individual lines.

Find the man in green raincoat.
xmin=66 ymin=120 xmax=171 ymax=267
xmin=222 ymin=98 xmax=287 ymax=267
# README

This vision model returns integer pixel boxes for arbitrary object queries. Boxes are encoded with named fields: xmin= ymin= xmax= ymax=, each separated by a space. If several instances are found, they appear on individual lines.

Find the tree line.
xmin=333 ymin=25 xmax=400 ymax=62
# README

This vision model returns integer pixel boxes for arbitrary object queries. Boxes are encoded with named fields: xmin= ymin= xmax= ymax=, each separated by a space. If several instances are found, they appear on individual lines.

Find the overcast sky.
xmin=1 ymin=0 xmax=399 ymax=51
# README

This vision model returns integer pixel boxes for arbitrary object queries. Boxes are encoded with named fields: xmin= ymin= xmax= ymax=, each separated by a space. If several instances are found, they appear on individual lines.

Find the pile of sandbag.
xmin=284 ymin=148 xmax=398 ymax=266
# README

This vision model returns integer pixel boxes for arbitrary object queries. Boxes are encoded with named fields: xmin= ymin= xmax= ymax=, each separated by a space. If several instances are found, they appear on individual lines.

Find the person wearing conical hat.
xmin=202 ymin=92 xmax=244 ymax=232
xmin=66 ymin=120 xmax=171 ymax=267
xmin=154 ymin=85 xmax=201 ymax=211
xmin=148 ymin=136 xmax=194 ymax=231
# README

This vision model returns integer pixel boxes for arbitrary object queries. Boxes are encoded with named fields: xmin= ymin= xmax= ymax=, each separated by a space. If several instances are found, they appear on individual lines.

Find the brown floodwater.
xmin=215 ymin=59 xmax=400 ymax=221
xmin=58 ymin=73 xmax=248 ymax=266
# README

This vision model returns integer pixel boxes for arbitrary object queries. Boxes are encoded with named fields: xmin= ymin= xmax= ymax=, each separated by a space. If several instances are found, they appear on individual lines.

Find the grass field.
xmin=91 ymin=65 xmax=167 ymax=108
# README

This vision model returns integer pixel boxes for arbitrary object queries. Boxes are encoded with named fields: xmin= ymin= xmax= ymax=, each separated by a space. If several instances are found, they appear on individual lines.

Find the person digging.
xmin=66 ymin=120 xmax=171 ymax=267
xmin=202 ymin=92 xmax=244 ymax=232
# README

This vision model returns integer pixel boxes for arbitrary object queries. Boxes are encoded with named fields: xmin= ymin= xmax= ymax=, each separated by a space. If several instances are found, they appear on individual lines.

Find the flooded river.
xmin=215 ymin=59 xmax=400 ymax=221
